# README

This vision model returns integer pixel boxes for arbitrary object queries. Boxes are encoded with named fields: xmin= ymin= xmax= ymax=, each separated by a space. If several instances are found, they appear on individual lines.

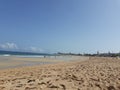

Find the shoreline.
xmin=0 ymin=56 xmax=88 ymax=70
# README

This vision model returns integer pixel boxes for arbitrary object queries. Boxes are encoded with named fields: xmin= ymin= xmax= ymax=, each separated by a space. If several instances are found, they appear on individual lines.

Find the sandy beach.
xmin=0 ymin=56 xmax=88 ymax=69
xmin=0 ymin=56 xmax=120 ymax=90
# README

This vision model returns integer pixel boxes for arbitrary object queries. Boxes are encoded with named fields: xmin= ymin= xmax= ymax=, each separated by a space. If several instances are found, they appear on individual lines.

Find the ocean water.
xmin=0 ymin=50 xmax=52 ymax=58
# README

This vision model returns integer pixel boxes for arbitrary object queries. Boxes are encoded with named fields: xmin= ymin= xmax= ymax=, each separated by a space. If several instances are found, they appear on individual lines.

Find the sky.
xmin=0 ymin=0 xmax=120 ymax=53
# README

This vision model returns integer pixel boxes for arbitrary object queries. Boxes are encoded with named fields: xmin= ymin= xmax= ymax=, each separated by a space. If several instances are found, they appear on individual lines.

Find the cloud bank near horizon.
xmin=0 ymin=42 xmax=46 ymax=53
xmin=0 ymin=43 xmax=18 ymax=50
xmin=24 ymin=46 xmax=45 ymax=53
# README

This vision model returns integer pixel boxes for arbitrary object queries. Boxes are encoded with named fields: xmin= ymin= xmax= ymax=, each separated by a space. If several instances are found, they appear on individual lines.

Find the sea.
xmin=0 ymin=50 xmax=52 ymax=58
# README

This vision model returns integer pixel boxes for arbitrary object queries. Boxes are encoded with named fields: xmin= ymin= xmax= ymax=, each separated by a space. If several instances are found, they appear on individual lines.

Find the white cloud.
xmin=0 ymin=43 xmax=18 ymax=50
xmin=0 ymin=43 xmax=49 ymax=53
xmin=24 ymin=46 xmax=44 ymax=53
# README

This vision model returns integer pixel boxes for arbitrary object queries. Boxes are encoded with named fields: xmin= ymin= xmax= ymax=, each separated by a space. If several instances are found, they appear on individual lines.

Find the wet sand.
xmin=0 ymin=57 xmax=120 ymax=90
xmin=0 ymin=56 xmax=88 ymax=69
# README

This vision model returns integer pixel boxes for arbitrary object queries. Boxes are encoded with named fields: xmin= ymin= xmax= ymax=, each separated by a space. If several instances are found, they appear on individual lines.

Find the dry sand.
xmin=0 ymin=57 xmax=120 ymax=90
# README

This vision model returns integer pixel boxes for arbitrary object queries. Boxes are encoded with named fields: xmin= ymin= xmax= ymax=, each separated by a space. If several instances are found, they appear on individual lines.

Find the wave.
xmin=0 ymin=54 xmax=46 ymax=58
xmin=1 ymin=54 xmax=11 ymax=56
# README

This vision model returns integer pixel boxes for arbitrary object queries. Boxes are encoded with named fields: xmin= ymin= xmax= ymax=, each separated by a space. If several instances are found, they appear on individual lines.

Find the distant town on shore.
xmin=57 ymin=51 xmax=120 ymax=57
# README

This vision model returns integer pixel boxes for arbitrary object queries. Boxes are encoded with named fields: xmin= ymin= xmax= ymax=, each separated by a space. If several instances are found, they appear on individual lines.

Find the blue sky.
xmin=0 ymin=0 xmax=120 ymax=53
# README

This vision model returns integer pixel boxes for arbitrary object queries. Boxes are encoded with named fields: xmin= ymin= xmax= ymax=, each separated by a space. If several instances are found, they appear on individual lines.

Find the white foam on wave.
xmin=2 ymin=54 xmax=11 ymax=56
